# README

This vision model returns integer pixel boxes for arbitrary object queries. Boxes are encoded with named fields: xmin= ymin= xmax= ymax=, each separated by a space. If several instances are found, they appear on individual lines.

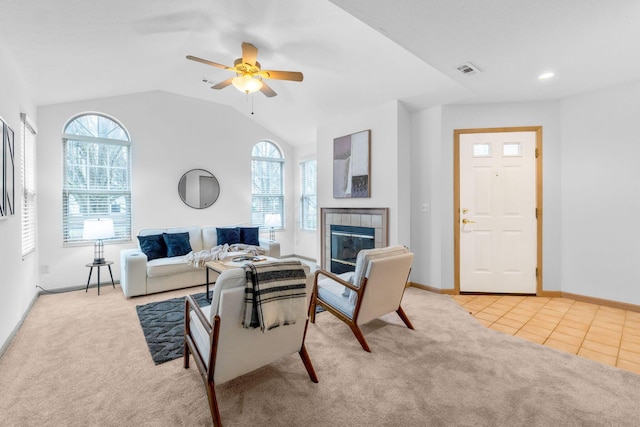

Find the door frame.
xmin=453 ymin=126 xmax=543 ymax=295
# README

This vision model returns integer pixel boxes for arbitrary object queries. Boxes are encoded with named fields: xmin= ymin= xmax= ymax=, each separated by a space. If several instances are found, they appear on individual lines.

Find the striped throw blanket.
xmin=242 ymin=260 xmax=307 ymax=332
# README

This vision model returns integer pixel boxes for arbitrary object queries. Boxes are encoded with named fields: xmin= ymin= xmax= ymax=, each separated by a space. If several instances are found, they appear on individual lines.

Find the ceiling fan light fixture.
xmin=232 ymin=74 xmax=263 ymax=94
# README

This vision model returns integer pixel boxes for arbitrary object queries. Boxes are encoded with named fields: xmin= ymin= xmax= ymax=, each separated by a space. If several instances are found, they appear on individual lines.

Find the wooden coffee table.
xmin=204 ymin=256 xmax=274 ymax=301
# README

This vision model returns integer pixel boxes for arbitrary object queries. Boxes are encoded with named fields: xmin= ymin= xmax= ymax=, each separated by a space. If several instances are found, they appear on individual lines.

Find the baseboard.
xmin=409 ymin=282 xmax=457 ymax=295
xmin=408 ymin=282 xmax=640 ymax=313
xmin=0 ymin=290 xmax=40 ymax=358
xmin=561 ymin=292 xmax=640 ymax=313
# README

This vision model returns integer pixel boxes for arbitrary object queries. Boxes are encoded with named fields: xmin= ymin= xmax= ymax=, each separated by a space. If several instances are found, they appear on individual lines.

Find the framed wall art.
xmin=1 ymin=117 xmax=15 ymax=218
xmin=333 ymin=129 xmax=370 ymax=198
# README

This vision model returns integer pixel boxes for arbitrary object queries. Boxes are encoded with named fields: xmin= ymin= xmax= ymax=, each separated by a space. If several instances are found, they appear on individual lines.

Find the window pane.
xmin=473 ymin=143 xmax=492 ymax=157
xmin=503 ymin=142 xmax=521 ymax=156
xmin=300 ymin=160 xmax=317 ymax=231
xmin=251 ymin=141 xmax=284 ymax=228
xmin=62 ymin=114 xmax=131 ymax=244
xmin=64 ymin=114 xmax=129 ymax=141
xmin=21 ymin=114 xmax=37 ymax=257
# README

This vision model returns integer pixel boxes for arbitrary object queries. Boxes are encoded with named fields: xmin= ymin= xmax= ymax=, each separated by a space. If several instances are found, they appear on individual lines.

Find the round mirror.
xmin=178 ymin=169 xmax=220 ymax=209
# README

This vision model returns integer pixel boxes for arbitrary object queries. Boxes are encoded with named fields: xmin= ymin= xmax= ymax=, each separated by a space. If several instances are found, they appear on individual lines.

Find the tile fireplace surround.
xmin=320 ymin=207 xmax=389 ymax=271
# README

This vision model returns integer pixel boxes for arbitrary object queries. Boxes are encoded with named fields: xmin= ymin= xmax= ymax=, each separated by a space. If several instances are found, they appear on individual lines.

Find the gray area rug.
xmin=137 ymin=290 xmax=325 ymax=365
xmin=136 ymin=292 xmax=210 ymax=364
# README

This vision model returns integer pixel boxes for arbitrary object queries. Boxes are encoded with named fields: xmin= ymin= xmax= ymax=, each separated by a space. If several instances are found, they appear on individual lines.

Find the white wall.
xmin=410 ymin=106 xmax=443 ymax=288
xmin=316 ymin=100 xmax=410 ymax=260
xmin=36 ymin=91 xmax=296 ymax=290
xmin=560 ymin=81 xmax=640 ymax=304
xmin=410 ymin=100 xmax=563 ymax=291
xmin=0 ymin=43 xmax=39 ymax=352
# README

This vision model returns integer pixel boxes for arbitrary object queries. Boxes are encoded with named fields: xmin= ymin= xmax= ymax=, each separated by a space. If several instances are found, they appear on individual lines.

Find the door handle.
xmin=462 ymin=218 xmax=476 ymax=224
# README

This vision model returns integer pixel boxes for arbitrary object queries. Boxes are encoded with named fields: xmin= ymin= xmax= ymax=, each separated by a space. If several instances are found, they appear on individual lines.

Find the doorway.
xmin=454 ymin=127 xmax=542 ymax=294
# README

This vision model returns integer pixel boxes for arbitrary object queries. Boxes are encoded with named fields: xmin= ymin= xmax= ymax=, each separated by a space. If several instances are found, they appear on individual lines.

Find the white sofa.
xmin=119 ymin=226 xmax=280 ymax=298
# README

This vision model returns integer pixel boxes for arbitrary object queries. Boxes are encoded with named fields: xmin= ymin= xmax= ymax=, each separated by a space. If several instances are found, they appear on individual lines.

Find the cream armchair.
xmin=310 ymin=245 xmax=414 ymax=352
xmin=183 ymin=261 xmax=318 ymax=426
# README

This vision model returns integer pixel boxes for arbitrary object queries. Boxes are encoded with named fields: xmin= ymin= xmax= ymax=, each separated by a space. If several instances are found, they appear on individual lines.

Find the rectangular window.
xmin=300 ymin=160 xmax=317 ymax=231
xmin=251 ymin=158 xmax=284 ymax=228
xmin=62 ymin=138 xmax=131 ymax=244
xmin=21 ymin=114 xmax=37 ymax=257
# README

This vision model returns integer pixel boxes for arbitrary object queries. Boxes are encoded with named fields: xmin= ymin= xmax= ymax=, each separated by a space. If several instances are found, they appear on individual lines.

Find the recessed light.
xmin=539 ymin=72 xmax=554 ymax=80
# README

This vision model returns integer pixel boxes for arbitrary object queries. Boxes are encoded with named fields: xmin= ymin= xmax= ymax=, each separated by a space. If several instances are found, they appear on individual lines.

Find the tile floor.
xmin=451 ymin=294 xmax=640 ymax=375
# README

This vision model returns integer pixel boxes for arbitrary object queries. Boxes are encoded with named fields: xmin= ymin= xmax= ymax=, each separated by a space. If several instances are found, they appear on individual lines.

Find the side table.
xmin=85 ymin=261 xmax=115 ymax=295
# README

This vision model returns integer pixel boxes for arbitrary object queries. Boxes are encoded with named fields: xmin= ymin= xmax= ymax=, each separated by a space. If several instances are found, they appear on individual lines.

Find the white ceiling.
xmin=1 ymin=0 xmax=639 ymax=146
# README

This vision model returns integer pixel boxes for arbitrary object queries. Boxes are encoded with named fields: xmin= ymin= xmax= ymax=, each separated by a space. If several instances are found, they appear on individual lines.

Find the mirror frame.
xmin=178 ymin=168 xmax=220 ymax=209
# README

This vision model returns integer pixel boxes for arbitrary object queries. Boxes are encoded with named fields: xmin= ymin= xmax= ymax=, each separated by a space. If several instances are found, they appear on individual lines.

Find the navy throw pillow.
xmin=163 ymin=232 xmax=192 ymax=257
xmin=217 ymin=227 xmax=241 ymax=245
xmin=137 ymin=234 xmax=167 ymax=261
xmin=239 ymin=227 xmax=260 ymax=246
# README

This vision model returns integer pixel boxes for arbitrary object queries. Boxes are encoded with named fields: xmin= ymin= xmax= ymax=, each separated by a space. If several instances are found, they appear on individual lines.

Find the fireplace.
xmin=330 ymin=225 xmax=375 ymax=274
xmin=321 ymin=207 xmax=388 ymax=271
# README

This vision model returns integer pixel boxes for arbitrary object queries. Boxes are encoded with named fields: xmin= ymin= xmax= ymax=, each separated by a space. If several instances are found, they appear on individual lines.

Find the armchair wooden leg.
xmin=184 ymin=339 xmax=190 ymax=369
xmin=206 ymin=380 xmax=222 ymax=427
xmin=298 ymin=344 xmax=319 ymax=383
xmin=309 ymin=292 xmax=317 ymax=324
xmin=349 ymin=323 xmax=371 ymax=352
xmin=396 ymin=306 xmax=414 ymax=330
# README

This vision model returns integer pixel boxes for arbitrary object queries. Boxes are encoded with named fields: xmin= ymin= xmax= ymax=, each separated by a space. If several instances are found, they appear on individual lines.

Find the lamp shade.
xmin=264 ymin=214 xmax=281 ymax=228
xmin=82 ymin=218 xmax=115 ymax=240
xmin=232 ymin=74 xmax=263 ymax=94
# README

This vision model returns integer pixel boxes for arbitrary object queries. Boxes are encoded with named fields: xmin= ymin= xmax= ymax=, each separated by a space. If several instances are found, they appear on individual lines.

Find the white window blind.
xmin=62 ymin=114 xmax=132 ymax=244
xmin=21 ymin=113 xmax=37 ymax=257
xmin=251 ymin=141 xmax=284 ymax=229
xmin=300 ymin=159 xmax=317 ymax=231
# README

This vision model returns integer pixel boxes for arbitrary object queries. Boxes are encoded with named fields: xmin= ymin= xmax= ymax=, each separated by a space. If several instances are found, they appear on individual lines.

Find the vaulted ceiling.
xmin=1 ymin=0 xmax=639 ymax=145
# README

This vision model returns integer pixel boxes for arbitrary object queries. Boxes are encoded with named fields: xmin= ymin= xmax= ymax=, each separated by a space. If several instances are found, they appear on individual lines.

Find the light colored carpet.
xmin=2 ymin=285 xmax=640 ymax=426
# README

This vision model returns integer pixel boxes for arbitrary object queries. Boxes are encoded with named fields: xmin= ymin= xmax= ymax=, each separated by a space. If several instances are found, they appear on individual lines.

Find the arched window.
xmin=62 ymin=113 xmax=131 ymax=244
xmin=251 ymin=140 xmax=284 ymax=229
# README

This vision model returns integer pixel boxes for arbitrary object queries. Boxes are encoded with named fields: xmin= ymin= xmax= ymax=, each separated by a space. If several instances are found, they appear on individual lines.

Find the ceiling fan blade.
xmin=211 ymin=78 xmax=233 ymax=90
xmin=260 ymin=81 xmax=277 ymax=97
xmin=186 ymin=55 xmax=232 ymax=70
xmin=260 ymin=70 xmax=304 ymax=82
xmin=241 ymin=42 xmax=258 ymax=66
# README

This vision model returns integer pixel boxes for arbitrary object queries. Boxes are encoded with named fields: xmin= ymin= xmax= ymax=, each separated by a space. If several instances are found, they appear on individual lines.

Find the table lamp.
xmin=264 ymin=213 xmax=281 ymax=241
xmin=83 ymin=218 xmax=115 ymax=264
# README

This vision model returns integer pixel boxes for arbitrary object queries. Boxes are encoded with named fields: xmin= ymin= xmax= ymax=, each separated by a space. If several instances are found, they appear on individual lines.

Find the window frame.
xmin=251 ymin=140 xmax=284 ymax=229
xmin=62 ymin=113 xmax=132 ymax=246
xmin=300 ymin=159 xmax=317 ymax=231
xmin=21 ymin=113 xmax=37 ymax=258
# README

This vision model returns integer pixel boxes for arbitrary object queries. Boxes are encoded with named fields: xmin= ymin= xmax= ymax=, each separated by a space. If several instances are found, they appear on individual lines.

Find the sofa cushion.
xmin=147 ymin=255 xmax=198 ymax=278
xmin=202 ymin=226 xmax=218 ymax=249
xmin=163 ymin=232 xmax=193 ymax=257
xmin=138 ymin=226 xmax=203 ymax=252
xmin=239 ymin=227 xmax=260 ymax=246
xmin=137 ymin=234 xmax=167 ymax=261
xmin=317 ymin=275 xmax=355 ymax=319
xmin=217 ymin=227 xmax=241 ymax=245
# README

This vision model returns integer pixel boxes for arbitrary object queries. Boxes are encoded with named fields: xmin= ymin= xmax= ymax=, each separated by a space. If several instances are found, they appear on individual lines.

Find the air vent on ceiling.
xmin=455 ymin=62 xmax=481 ymax=75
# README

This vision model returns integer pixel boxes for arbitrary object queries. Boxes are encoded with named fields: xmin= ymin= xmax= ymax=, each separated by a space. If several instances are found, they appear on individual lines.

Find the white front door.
xmin=458 ymin=130 xmax=537 ymax=293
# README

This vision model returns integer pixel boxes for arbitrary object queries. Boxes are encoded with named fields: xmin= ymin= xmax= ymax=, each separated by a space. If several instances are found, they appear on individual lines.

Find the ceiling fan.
xmin=186 ymin=42 xmax=303 ymax=97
